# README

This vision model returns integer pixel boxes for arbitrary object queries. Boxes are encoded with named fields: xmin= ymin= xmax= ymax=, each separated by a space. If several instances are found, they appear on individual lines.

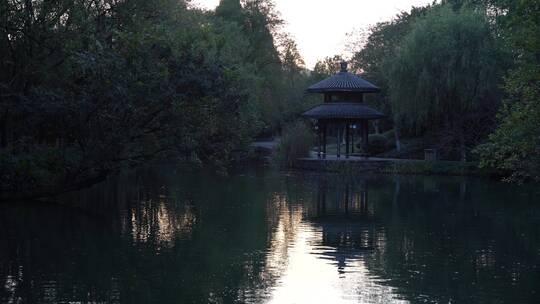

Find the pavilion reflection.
xmin=303 ymin=176 xmax=386 ymax=275
xmin=252 ymin=176 xmax=402 ymax=304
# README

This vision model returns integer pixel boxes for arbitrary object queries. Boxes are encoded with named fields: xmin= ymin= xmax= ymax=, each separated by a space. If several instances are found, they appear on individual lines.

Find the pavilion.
xmin=303 ymin=62 xmax=384 ymax=159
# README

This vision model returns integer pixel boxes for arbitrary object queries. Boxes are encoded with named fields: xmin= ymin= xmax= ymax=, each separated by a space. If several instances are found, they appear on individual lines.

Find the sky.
xmin=194 ymin=0 xmax=434 ymax=68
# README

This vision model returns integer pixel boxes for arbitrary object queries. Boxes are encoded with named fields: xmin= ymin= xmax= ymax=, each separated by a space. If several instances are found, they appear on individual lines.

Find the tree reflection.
xmin=0 ymin=169 xmax=539 ymax=304
xmin=0 ymin=166 xmax=275 ymax=304
xmin=361 ymin=176 xmax=540 ymax=304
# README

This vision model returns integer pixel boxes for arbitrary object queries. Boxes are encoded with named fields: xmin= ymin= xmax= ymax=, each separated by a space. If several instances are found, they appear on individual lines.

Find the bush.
xmin=369 ymin=134 xmax=389 ymax=154
xmin=381 ymin=129 xmax=395 ymax=140
xmin=357 ymin=134 xmax=389 ymax=155
xmin=276 ymin=122 xmax=314 ymax=166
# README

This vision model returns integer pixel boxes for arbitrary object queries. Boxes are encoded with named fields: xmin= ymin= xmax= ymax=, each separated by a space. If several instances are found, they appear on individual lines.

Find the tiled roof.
xmin=307 ymin=62 xmax=380 ymax=93
xmin=302 ymin=103 xmax=385 ymax=120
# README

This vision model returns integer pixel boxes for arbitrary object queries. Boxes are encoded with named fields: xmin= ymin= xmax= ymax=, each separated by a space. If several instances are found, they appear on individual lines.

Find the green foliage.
xmin=352 ymin=7 xmax=429 ymax=115
xmin=356 ymin=134 xmax=389 ymax=155
xmin=313 ymin=55 xmax=344 ymax=78
xmin=389 ymin=5 xmax=501 ymax=128
xmin=476 ymin=102 xmax=540 ymax=182
xmin=381 ymin=129 xmax=395 ymax=138
xmin=350 ymin=3 xmax=507 ymax=161
xmin=476 ymin=0 xmax=540 ymax=182
xmin=215 ymin=0 xmax=314 ymax=134
xmin=275 ymin=122 xmax=314 ymax=166
xmin=378 ymin=138 xmax=426 ymax=159
xmin=351 ymin=0 xmax=538 ymax=180
xmin=386 ymin=5 xmax=506 ymax=160
xmin=0 ymin=0 xmax=313 ymax=198
xmin=378 ymin=160 xmax=491 ymax=176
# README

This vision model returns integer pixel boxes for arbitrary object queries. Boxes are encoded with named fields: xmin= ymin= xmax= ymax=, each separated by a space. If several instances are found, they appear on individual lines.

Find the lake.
xmin=1 ymin=166 xmax=539 ymax=303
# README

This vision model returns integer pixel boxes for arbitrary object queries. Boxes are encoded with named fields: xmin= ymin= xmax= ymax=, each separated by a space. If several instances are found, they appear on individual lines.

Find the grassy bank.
xmin=294 ymin=158 xmax=500 ymax=178
xmin=377 ymin=160 xmax=498 ymax=177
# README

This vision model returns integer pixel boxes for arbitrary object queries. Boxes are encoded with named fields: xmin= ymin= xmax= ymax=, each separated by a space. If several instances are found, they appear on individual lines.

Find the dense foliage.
xmin=475 ymin=0 xmax=540 ymax=182
xmin=349 ymin=0 xmax=538 ymax=181
xmin=1 ymin=0 xmax=538 ymax=197
xmin=0 ymin=0 xmax=314 ymax=199
xmin=275 ymin=121 xmax=313 ymax=167
xmin=388 ymin=5 xmax=506 ymax=161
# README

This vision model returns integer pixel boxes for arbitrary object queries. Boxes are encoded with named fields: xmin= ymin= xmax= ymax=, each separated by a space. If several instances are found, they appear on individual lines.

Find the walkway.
xmin=301 ymin=152 xmax=422 ymax=163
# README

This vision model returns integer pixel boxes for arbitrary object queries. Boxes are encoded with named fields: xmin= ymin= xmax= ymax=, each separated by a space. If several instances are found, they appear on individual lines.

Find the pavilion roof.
xmin=303 ymin=103 xmax=385 ymax=120
xmin=307 ymin=62 xmax=380 ymax=93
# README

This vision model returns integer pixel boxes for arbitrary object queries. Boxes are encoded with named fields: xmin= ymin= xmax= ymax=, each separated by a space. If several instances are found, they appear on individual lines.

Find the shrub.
xmin=357 ymin=134 xmax=389 ymax=155
xmin=276 ymin=122 xmax=314 ymax=166
xmin=381 ymin=129 xmax=396 ymax=150
xmin=381 ymin=129 xmax=395 ymax=140
xmin=369 ymin=134 xmax=389 ymax=154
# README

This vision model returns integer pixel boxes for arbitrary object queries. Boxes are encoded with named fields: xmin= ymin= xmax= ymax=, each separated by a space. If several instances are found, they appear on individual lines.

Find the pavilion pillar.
xmin=351 ymin=124 xmax=355 ymax=154
xmin=322 ymin=122 xmax=327 ymax=159
xmin=345 ymin=123 xmax=350 ymax=158
xmin=336 ymin=124 xmax=341 ymax=158
xmin=317 ymin=122 xmax=322 ymax=159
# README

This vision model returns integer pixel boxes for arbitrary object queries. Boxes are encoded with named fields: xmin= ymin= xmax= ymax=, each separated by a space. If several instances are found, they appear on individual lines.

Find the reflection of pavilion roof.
xmin=309 ymin=221 xmax=382 ymax=274
xmin=310 ymin=221 xmax=380 ymax=250
xmin=303 ymin=102 xmax=385 ymax=120
xmin=309 ymin=212 xmax=374 ymax=223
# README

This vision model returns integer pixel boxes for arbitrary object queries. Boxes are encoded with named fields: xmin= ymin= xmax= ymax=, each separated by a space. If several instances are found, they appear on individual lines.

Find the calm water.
xmin=1 ymin=166 xmax=539 ymax=304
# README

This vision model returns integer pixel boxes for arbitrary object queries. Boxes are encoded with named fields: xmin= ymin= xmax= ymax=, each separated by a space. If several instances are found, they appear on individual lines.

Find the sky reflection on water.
xmin=256 ymin=180 xmax=405 ymax=304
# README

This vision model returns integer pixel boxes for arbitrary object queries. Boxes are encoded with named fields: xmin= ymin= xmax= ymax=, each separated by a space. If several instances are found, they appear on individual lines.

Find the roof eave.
xmin=306 ymin=87 xmax=381 ymax=94
xmin=302 ymin=114 xmax=386 ymax=120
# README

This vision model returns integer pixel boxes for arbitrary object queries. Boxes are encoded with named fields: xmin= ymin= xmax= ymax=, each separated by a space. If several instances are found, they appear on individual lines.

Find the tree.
xmin=216 ymin=0 xmax=244 ymax=22
xmin=476 ymin=0 xmax=540 ymax=182
xmin=279 ymin=36 xmax=305 ymax=80
xmin=0 ymin=0 xmax=261 ymax=199
xmin=350 ymin=7 xmax=430 ymax=150
xmin=0 ymin=0 xmax=314 ymax=199
xmin=387 ymin=5 xmax=506 ymax=160
xmin=313 ymin=55 xmax=345 ymax=78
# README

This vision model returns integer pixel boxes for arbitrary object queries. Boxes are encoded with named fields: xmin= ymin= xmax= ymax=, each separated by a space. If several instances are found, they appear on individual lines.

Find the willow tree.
xmin=351 ymin=6 xmax=430 ymax=150
xmin=388 ymin=5 xmax=505 ymax=160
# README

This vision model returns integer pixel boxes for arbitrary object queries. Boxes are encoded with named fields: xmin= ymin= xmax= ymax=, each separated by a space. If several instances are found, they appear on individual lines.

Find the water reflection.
xmin=127 ymin=199 xmax=197 ymax=248
xmin=308 ymin=180 xmax=383 ymax=269
xmin=0 ymin=167 xmax=539 ymax=304
xmin=256 ymin=176 xmax=405 ymax=304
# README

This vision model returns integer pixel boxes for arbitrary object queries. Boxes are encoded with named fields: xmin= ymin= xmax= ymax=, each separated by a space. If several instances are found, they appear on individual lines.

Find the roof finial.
xmin=340 ymin=61 xmax=348 ymax=73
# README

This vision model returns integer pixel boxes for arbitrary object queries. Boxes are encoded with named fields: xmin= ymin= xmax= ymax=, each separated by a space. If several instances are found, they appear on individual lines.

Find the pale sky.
xmin=194 ymin=0 xmax=434 ymax=68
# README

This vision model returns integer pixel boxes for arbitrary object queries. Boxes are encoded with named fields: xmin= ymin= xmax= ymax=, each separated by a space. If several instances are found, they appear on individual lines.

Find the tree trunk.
xmin=1 ymin=109 xmax=8 ymax=148
xmin=459 ymin=125 xmax=466 ymax=162
xmin=394 ymin=125 xmax=402 ymax=153
xmin=460 ymin=139 xmax=466 ymax=162
xmin=372 ymin=120 xmax=380 ymax=134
